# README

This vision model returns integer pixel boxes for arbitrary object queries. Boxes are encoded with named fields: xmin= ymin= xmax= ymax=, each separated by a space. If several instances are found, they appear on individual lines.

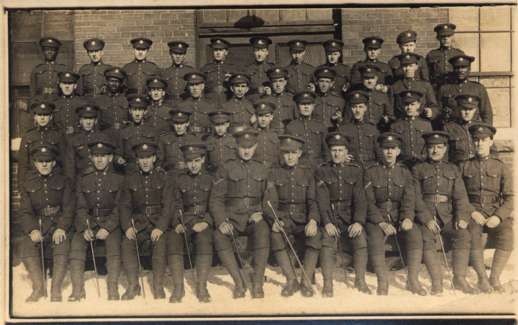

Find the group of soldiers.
xmin=16 ymin=21 xmax=512 ymax=305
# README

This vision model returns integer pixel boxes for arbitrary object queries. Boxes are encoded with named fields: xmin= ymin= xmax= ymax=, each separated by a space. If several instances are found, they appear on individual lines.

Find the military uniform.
xmin=178 ymin=72 xmax=214 ymax=136
xmin=161 ymin=41 xmax=195 ymax=100
xmin=53 ymin=72 xmax=87 ymax=136
xmin=351 ymin=37 xmax=393 ymax=86
xmin=224 ymin=74 xmax=256 ymax=127
xmin=285 ymin=40 xmax=315 ymax=94
xmin=245 ymin=37 xmax=275 ymax=96
xmin=388 ymin=31 xmax=430 ymax=82
xmin=30 ymin=37 xmax=68 ymax=98
xmin=145 ymin=77 xmax=174 ymax=136
xmin=18 ymin=143 xmax=74 ymax=302
xmin=201 ymin=38 xmax=240 ymax=98
xmin=94 ymin=67 xmax=129 ymax=131
xmin=78 ymin=38 xmax=112 ymax=98
xmin=313 ymin=67 xmax=346 ymax=129
xmin=316 ymin=39 xmax=352 ymax=93
xmin=205 ymin=111 xmax=237 ymax=172
xmin=158 ymin=109 xmax=193 ymax=172
xmin=123 ymin=38 xmax=160 ymax=95
xmin=253 ymin=101 xmax=280 ymax=169
xmin=261 ymin=67 xmax=297 ymax=134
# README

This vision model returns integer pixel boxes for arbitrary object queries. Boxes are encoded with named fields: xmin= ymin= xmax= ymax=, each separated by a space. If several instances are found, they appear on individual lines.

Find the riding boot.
xmin=423 ymin=249 xmax=443 ymax=295
xmin=470 ymin=249 xmax=492 ymax=293
xmin=217 ymin=249 xmax=245 ymax=298
xmin=406 ymin=249 xmax=426 ymax=295
xmin=452 ymin=249 xmax=478 ymax=294
xmin=319 ymin=247 xmax=335 ymax=297
xmin=195 ymin=254 xmax=212 ymax=303
xmin=489 ymin=249 xmax=512 ymax=293
xmin=371 ymin=254 xmax=389 ymax=295
xmin=23 ymin=256 xmax=45 ymax=303
xmin=50 ymin=255 xmax=68 ymax=302
xmin=168 ymin=255 xmax=185 ymax=303
xmin=274 ymin=250 xmax=299 ymax=297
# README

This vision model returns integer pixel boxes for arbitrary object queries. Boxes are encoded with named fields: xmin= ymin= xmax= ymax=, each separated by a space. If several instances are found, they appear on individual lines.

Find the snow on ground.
xmin=11 ymin=250 xmax=516 ymax=318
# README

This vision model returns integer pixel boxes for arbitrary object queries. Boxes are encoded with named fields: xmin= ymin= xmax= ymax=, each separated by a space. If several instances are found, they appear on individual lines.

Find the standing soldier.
xmin=315 ymin=132 xmax=370 ymax=296
xmin=224 ymin=74 xmax=256 ymax=127
xmin=267 ymin=135 xmax=320 ymax=297
xmin=119 ymin=140 xmax=169 ymax=300
xmin=166 ymin=142 xmax=214 ymax=303
xmin=30 ymin=37 xmax=68 ymax=99
xmin=205 ymin=110 xmax=237 ymax=173
xmin=245 ymin=36 xmax=275 ymax=99
xmin=158 ymin=108 xmax=193 ymax=173
xmin=123 ymin=37 xmax=160 ymax=96
xmin=313 ymin=67 xmax=345 ymax=130
xmin=437 ymin=55 xmax=493 ymax=126
xmin=18 ymin=143 xmax=74 ymax=302
xmin=178 ymin=72 xmax=214 ymax=136
xmin=426 ymin=23 xmax=465 ymax=89
xmin=54 ymin=71 xmax=86 ymax=136
xmin=94 ymin=67 xmax=129 ymax=131
xmin=261 ymin=67 xmax=297 ymax=134
xmin=351 ymin=37 xmax=393 ymax=89
xmin=285 ymin=40 xmax=315 ymax=94
xmin=254 ymin=101 xmax=280 ymax=169
xmin=412 ymin=131 xmax=483 ymax=294
xmin=161 ymin=41 xmax=195 ymax=101
xmin=209 ymin=128 xmax=271 ymax=299
xmin=462 ymin=123 xmax=513 ymax=293
xmin=78 ymin=38 xmax=112 ymax=98
xmin=145 ymin=77 xmax=174 ymax=136
xmin=68 ymin=134 xmax=123 ymax=301
xmin=388 ymin=30 xmax=429 ymax=83
xmin=315 ymin=39 xmax=351 ymax=94
xmin=201 ymin=38 xmax=239 ymax=100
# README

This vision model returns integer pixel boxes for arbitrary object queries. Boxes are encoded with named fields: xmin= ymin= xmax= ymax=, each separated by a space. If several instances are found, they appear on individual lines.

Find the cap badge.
xmin=41 ymin=148 xmax=47 ymax=152
xmin=142 ymin=144 xmax=148 ymax=150
xmin=334 ymin=134 xmax=340 ymax=140
xmin=387 ymin=136 xmax=394 ymax=141
xmin=97 ymin=143 xmax=103 ymax=148
xmin=139 ymin=40 xmax=144 ymax=44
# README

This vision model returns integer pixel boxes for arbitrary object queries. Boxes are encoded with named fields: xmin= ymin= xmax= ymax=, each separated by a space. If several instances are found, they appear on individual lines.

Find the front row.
xmin=18 ymin=123 xmax=512 ymax=303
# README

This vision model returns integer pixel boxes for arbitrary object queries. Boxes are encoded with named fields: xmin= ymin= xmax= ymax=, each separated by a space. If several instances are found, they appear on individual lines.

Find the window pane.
xmin=481 ymin=6 xmax=511 ymax=31
xmin=481 ymin=33 xmax=511 ymax=72
xmin=454 ymin=33 xmax=479 ymax=72
xmin=479 ymin=76 xmax=510 ymax=88
xmin=449 ymin=7 xmax=478 ymax=31
xmin=488 ymin=88 xmax=511 ymax=128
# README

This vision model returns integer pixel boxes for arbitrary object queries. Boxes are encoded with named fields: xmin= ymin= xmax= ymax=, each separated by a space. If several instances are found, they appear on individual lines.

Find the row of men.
xmin=18 ymin=119 xmax=512 ymax=304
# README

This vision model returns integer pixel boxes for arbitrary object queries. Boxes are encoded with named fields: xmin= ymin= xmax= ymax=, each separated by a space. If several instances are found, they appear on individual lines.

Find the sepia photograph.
xmin=2 ymin=1 xmax=517 ymax=321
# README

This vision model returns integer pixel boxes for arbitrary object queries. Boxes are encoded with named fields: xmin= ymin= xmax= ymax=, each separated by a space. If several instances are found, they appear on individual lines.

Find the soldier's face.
xmin=330 ymin=146 xmax=348 ymax=164
xmin=317 ymin=78 xmax=334 ymax=93
xmin=91 ymin=153 xmax=113 ymax=171
xmin=366 ymin=48 xmax=381 ymax=60
xmin=362 ymin=76 xmax=378 ymax=89
xmin=42 ymin=47 xmax=58 ymax=61
xmin=238 ymin=144 xmax=257 ymax=161
xmin=171 ymin=52 xmax=186 ymax=65
xmin=107 ymin=77 xmax=122 ymax=93
xmin=134 ymin=48 xmax=148 ymax=61
xmin=402 ymin=63 xmax=418 ymax=78
xmin=186 ymin=156 xmax=205 ymax=174
xmin=33 ymin=160 xmax=56 ymax=176
xmin=149 ymin=88 xmax=165 ymax=101
xmin=80 ymin=117 xmax=96 ymax=131
xmin=214 ymin=122 xmax=230 ymax=136
xmin=189 ymin=82 xmax=205 ymax=98
xmin=137 ymin=155 xmax=156 ymax=173
xmin=404 ymin=101 xmax=421 ymax=117
xmin=382 ymin=146 xmax=400 ymax=165
xmin=257 ymin=113 xmax=273 ymax=129
xmin=254 ymin=48 xmax=269 ymax=62
xmin=460 ymin=108 xmax=477 ymax=122
xmin=87 ymin=50 xmax=104 ymax=63
xmin=438 ymin=35 xmax=453 ymax=48
xmin=213 ymin=49 xmax=228 ymax=62
xmin=271 ymin=78 xmax=287 ymax=94
xmin=34 ymin=114 xmax=52 ymax=127
xmin=427 ymin=143 xmax=447 ymax=161
xmin=173 ymin=122 xmax=189 ymax=135
xmin=231 ymin=83 xmax=249 ymax=98
xmin=474 ymin=136 xmax=493 ymax=158
xmin=298 ymin=103 xmax=315 ymax=117
xmin=351 ymin=103 xmax=367 ymax=121
xmin=455 ymin=66 xmax=470 ymax=80
xmin=291 ymin=50 xmax=305 ymax=64
xmin=59 ymin=82 xmax=77 ymax=96
xmin=130 ymin=108 xmax=146 ymax=123
xmin=400 ymin=42 xmax=416 ymax=53
xmin=327 ymin=51 xmax=341 ymax=64
xmin=282 ymin=149 xmax=302 ymax=167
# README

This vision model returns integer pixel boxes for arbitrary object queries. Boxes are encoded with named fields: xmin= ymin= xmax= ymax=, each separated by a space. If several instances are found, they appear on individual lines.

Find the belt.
xmin=278 ymin=203 xmax=306 ymax=214
xmin=38 ymin=205 xmax=60 ymax=217
xmin=136 ymin=205 xmax=162 ymax=216
xmin=423 ymin=194 xmax=449 ymax=204
xmin=89 ymin=208 xmax=113 ymax=217
xmin=226 ymin=197 xmax=262 ymax=208
xmin=469 ymin=194 xmax=499 ymax=204
xmin=184 ymin=204 xmax=207 ymax=215
xmin=376 ymin=200 xmax=400 ymax=211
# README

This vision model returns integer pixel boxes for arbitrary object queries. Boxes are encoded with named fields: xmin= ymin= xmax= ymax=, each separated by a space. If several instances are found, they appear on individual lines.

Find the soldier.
xmin=30 ymin=37 xmax=67 ymax=98
xmin=224 ymin=73 xmax=256 ymax=128
xmin=200 ymin=38 xmax=239 ymax=99
xmin=18 ymin=102 xmax=66 ymax=183
xmin=161 ymin=41 xmax=195 ymax=101
xmin=437 ymin=55 xmax=493 ymax=125
xmin=145 ymin=77 xmax=173 ymax=136
xmin=462 ymin=123 xmax=513 ymax=293
xmin=69 ymin=134 xmax=123 ymax=301
xmin=350 ymin=36 xmax=393 ymax=89
xmin=426 ymin=23 xmax=465 ymax=89
xmin=261 ymin=67 xmax=297 ymax=134
xmin=390 ymin=90 xmax=433 ymax=166
xmin=388 ymin=30 xmax=429 ymax=82
xmin=209 ymin=128 xmax=271 ymax=299
xmin=159 ymin=108 xmax=194 ymax=173
xmin=314 ymin=39 xmax=351 ymax=94
xmin=253 ymin=101 xmax=280 ymax=169
xmin=53 ymin=71 xmax=87 ymax=136
xmin=412 ymin=131 xmax=482 ymax=294
xmin=119 ymin=140 xmax=169 ymax=300
xmin=205 ymin=110 xmax=237 ymax=173
xmin=338 ymin=90 xmax=379 ymax=166
xmin=364 ymin=132 xmax=423 ymax=295
xmin=315 ymin=132 xmax=370 ymax=296
xmin=267 ymin=135 xmax=320 ymax=297
xmin=285 ymin=91 xmax=329 ymax=167
xmin=390 ymin=53 xmax=439 ymax=120
xmin=78 ymin=38 xmax=112 ymax=98
xmin=94 ymin=67 xmax=129 ymax=131
xmin=177 ymin=72 xmax=214 ymax=136
xmin=123 ymin=37 xmax=160 ymax=96
xmin=285 ymin=40 xmax=315 ymax=94
xmin=166 ymin=142 xmax=214 ymax=303
xmin=245 ymin=36 xmax=275 ymax=99
xmin=313 ymin=67 xmax=345 ymax=130
xmin=18 ymin=143 xmax=74 ymax=302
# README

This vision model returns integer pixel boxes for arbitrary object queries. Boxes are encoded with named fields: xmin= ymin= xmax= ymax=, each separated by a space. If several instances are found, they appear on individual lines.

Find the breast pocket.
xmin=48 ymin=179 xmax=65 ymax=203
xmin=485 ymin=170 xmax=501 ymax=192
xmin=250 ymin=174 xmax=266 ymax=196
xmin=391 ymin=178 xmax=406 ymax=200
xmin=372 ymin=180 xmax=387 ymax=202
xmin=441 ymin=169 xmax=457 ymax=192
xmin=228 ymin=173 xmax=244 ymax=197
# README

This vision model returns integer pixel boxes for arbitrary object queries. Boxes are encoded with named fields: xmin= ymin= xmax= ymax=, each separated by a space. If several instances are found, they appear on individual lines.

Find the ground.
xmin=10 ymin=249 xmax=516 ymax=318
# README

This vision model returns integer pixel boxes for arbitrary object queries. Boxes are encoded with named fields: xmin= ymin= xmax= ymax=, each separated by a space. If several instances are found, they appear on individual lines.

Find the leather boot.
xmin=353 ymin=250 xmax=371 ymax=294
xmin=68 ymin=260 xmax=85 ymax=302
xmin=423 ymin=249 xmax=443 ymax=295
xmin=251 ymin=247 xmax=268 ymax=299
xmin=152 ymin=257 xmax=166 ymax=299
xmin=195 ymin=254 xmax=212 ymax=303
xmin=452 ymin=249 xmax=478 ymax=294
xmin=320 ymin=247 xmax=335 ymax=297
xmin=300 ymin=248 xmax=319 ymax=297
xmin=489 ymin=249 xmax=512 ymax=293
xmin=106 ymin=257 xmax=121 ymax=300
xmin=470 ymin=249 xmax=492 ymax=293
xmin=50 ymin=255 xmax=68 ymax=302
xmin=371 ymin=254 xmax=388 ymax=295
xmin=168 ymin=255 xmax=185 ymax=303
xmin=275 ymin=250 xmax=299 ymax=297
xmin=217 ymin=249 xmax=245 ymax=299
xmin=121 ymin=268 xmax=140 ymax=300
xmin=23 ymin=256 xmax=45 ymax=303
xmin=406 ymin=249 xmax=427 ymax=296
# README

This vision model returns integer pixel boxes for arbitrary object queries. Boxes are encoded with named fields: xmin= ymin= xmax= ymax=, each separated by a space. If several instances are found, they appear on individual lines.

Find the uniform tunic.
xmin=160 ymin=64 xmax=196 ymax=100
xmin=285 ymin=61 xmax=315 ymax=94
xmin=77 ymin=62 xmax=112 ymax=97
xmin=30 ymin=61 xmax=68 ymax=98
xmin=122 ymin=59 xmax=160 ymax=95
xmin=426 ymin=46 xmax=465 ymax=87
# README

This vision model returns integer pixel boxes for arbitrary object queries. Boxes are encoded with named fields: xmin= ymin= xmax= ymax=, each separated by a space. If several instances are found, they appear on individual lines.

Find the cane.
xmin=434 ymin=216 xmax=456 ymax=291
xmin=178 ymin=209 xmax=195 ymax=283
xmin=86 ymin=219 xmax=101 ymax=298
xmin=131 ymin=219 xmax=146 ymax=298
xmin=38 ymin=218 xmax=47 ymax=298
xmin=386 ymin=213 xmax=405 ymax=268
xmin=267 ymin=201 xmax=315 ymax=295
xmin=225 ymin=219 xmax=253 ymax=290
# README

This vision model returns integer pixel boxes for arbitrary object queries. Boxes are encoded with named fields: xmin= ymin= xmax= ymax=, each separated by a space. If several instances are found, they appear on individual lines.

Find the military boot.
xmin=23 ymin=256 xmax=46 ymax=303
xmin=152 ymin=257 xmax=166 ymax=299
xmin=251 ymin=247 xmax=268 ymax=299
xmin=275 ymin=250 xmax=299 ymax=297
xmin=371 ymin=254 xmax=389 ymax=295
xmin=196 ymin=254 xmax=212 ymax=303
xmin=319 ymin=247 xmax=335 ymax=297
xmin=423 ymin=249 xmax=443 ymax=295
xmin=300 ymin=248 xmax=319 ymax=297
xmin=68 ymin=260 xmax=85 ymax=302
xmin=489 ymin=249 xmax=512 ymax=293
xmin=217 ymin=249 xmax=245 ymax=299
xmin=106 ymin=258 xmax=121 ymax=300
xmin=168 ymin=255 xmax=185 ymax=303
xmin=452 ymin=249 xmax=478 ymax=294
xmin=353 ymin=250 xmax=371 ymax=294
xmin=50 ymin=255 xmax=68 ymax=302
xmin=121 ymin=268 xmax=140 ymax=300
xmin=470 ymin=249 xmax=492 ymax=293
xmin=406 ymin=249 xmax=427 ymax=296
